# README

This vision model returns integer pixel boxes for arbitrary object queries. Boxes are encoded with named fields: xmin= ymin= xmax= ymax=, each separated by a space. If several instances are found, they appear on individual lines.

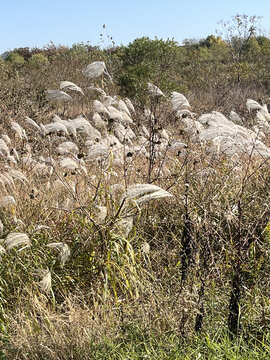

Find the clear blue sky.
xmin=0 ymin=0 xmax=270 ymax=54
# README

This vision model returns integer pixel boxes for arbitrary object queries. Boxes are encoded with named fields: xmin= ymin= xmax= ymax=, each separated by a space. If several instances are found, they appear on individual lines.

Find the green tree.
xmin=13 ymin=47 xmax=32 ymax=61
xmin=245 ymin=36 xmax=270 ymax=88
xmin=29 ymin=53 xmax=49 ymax=68
xmin=6 ymin=52 xmax=25 ymax=68
xmin=256 ymin=36 xmax=270 ymax=56
xmin=116 ymin=37 xmax=187 ymax=101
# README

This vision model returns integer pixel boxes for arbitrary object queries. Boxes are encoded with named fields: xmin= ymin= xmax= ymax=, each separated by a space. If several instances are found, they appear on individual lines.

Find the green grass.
xmin=2 ymin=323 xmax=270 ymax=359
xmin=84 ymin=332 xmax=270 ymax=360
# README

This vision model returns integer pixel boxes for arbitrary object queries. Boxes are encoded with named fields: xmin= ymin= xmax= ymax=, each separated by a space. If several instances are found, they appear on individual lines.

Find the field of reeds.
xmin=1 ymin=35 xmax=270 ymax=359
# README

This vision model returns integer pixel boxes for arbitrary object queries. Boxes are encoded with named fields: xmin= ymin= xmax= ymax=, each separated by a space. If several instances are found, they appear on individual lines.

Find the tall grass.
xmin=0 ymin=46 xmax=270 ymax=359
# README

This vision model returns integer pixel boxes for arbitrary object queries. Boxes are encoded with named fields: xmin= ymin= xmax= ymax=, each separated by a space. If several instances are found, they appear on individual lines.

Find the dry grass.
xmin=1 ymin=48 xmax=270 ymax=359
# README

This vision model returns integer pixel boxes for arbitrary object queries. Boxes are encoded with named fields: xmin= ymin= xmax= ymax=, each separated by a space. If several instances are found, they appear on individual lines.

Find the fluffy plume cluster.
xmin=1 ymin=75 xmax=269 ymax=191
xmin=0 ymin=195 xmax=16 ymax=208
xmin=47 ymin=90 xmax=72 ymax=102
xmin=46 ymin=242 xmax=71 ymax=265
xmin=113 ymin=216 xmax=134 ymax=238
xmin=1 ymin=60 xmax=270 ymax=299
xmin=123 ymin=184 xmax=173 ymax=205
xmin=83 ymin=61 xmax=112 ymax=82
xmin=197 ymin=111 xmax=270 ymax=158
xmin=60 ymin=81 xmax=84 ymax=95
xmin=37 ymin=270 xmax=52 ymax=293
xmin=171 ymin=92 xmax=190 ymax=111
xmin=92 ymin=205 xmax=107 ymax=224
xmin=4 ymin=232 xmax=31 ymax=251
xmin=148 ymin=82 xmax=165 ymax=97
xmin=11 ymin=122 xmax=28 ymax=140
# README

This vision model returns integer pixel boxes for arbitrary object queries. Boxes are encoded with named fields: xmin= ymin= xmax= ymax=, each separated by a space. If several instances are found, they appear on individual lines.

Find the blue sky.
xmin=0 ymin=0 xmax=270 ymax=53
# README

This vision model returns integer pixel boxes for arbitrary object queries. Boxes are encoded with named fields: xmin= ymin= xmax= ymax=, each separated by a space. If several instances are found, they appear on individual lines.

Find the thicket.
xmin=2 ymin=15 xmax=270 ymax=114
xmin=1 ymin=15 xmax=270 ymax=359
